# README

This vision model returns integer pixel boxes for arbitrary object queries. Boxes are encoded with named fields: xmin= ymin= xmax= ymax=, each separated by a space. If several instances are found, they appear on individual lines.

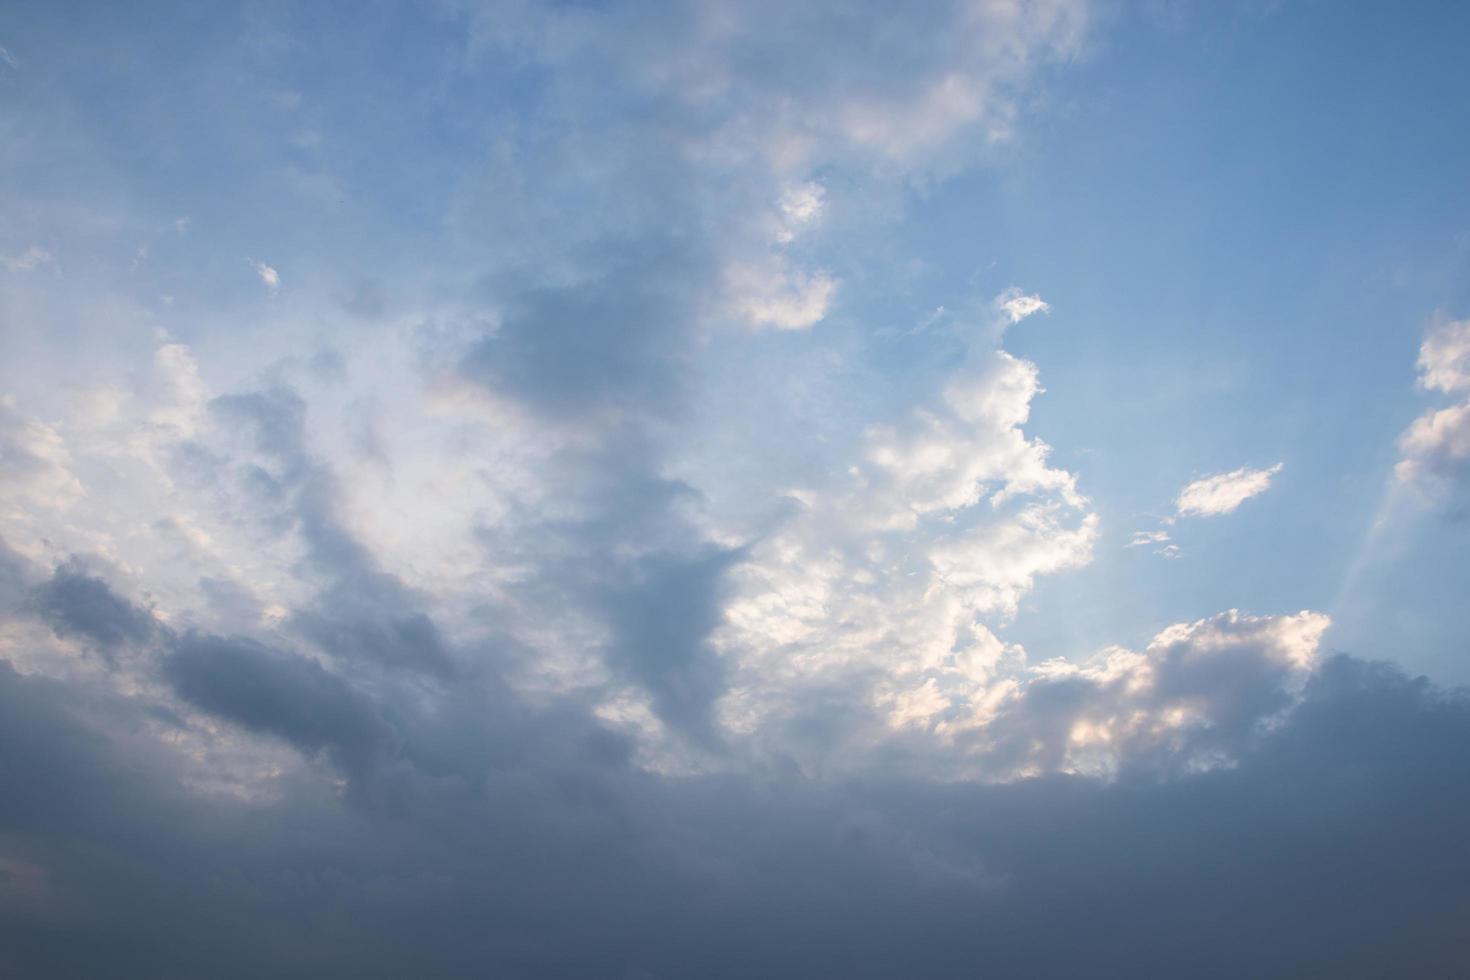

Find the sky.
xmin=2 ymin=1 xmax=1470 ymax=976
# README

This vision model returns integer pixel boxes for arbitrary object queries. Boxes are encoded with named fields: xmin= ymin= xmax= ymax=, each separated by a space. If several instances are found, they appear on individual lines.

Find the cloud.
xmin=713 ymin=293 xmax=1094 ymax=767
xmin=5 ymin=4 xmax=1467 ymax=973
xmin=1008 ymin=609 xmax=1331 ymax=776
xmin=1397 ymin=400 xmax=1470 ymax=502
xmin=1398 ymin=313 xmax=1470 ymax=510
xmin=164 ymin=633 xmax=398 ymax=786
xmin=0 ymin=246 xmax=55 ymax=273
xmin=1416 ymin=314 xmax=1470 ymax=394
xmin=1175 ymin=462 xmax=1284 ymax=518
xmin=1127 ymin=529 xmax=1170 ymax=547
xmin=3 ymin=619 xmax=1469 ymax=977
xmin=775 ymin=181 xmax=826 ymax=244
xmin=994 ymin=287 xmax=1051 ymax=325
xmin=455 ymin=244 xmax=704 ymax=417
xmin=249 ymin=258 xmax=280 ymax=290
xmin=0 ymin=398 xmax=85 ymax=514
xmin=32 ymin=561 xmax=156 ymax=653
xmin=728 ymin=260 xmax=839 ymax=330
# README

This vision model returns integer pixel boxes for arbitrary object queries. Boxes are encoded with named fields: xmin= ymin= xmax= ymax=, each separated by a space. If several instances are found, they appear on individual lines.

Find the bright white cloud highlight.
xmin=714 ymin=291 xmax=1095 ymax=768
xmin=1397 ymin=313 xmax=1470 ymax=505
xmin=1417 ymin=315 xmax=1470 ymax=394
xmin=1020 ymin=609 xmax=1331 ymax=776
xmin=1175 ymin=463 xmax=1284 ymax=518
xmin=994 ymin=287 xmax=1051 ymax=324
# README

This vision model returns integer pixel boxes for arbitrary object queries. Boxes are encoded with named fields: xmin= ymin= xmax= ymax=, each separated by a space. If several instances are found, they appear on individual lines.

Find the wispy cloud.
xmin=1175 ymin=462 xmax=1284 ymax=518
xmin=1 ymin=246 xmax=56 ymax=273
xmin=1127 ymin=529 xmax=1170 ymax=547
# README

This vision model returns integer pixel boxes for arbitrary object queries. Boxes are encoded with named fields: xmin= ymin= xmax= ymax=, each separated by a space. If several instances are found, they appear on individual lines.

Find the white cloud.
xmin=0 ymin=44 xmax=18 ymax=70
xmin=994 ymin=287 xmax=1051 ymax=325
xmin=1397 ymin=313 xmax=1470 ymax=505
xmin=1015 ymin=609 xmax=1331 ymax=776
xmin=1 ymin=246 xmax=56 ymax=273
xmin=728 ymin=260 xmax=838 ymax=330
xmin=713 ymin=293 xmax=1095 ymax=768
xmin=775 ymin=182 xmax=826 ymax=244
xmin=249 ymin=258 xmax=280 ymax=291
xmin=1416 ymin=315 xmax=1470 ymax=394
xmin=831 ymin=0 xmax=1088 ymax=166
xmin=1127 ymin=530 xmax=1170 ymax=547
xmin=0 ymin=397 xmax=85 ymax=516
xmin=1396 ymin=401 xmax=1470 ymax=494
xmin=1175 ymin=462 xmax=1284 ymax=518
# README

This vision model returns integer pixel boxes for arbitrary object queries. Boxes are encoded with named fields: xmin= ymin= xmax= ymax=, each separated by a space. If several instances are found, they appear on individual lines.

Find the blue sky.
xmin=3 ymin=2 xmax=1470 ymax=975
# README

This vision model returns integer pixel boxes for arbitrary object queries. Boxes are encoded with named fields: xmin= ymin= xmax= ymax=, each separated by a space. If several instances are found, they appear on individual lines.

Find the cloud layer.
xmin=2 ymin=1 xmax=1468 ymax=975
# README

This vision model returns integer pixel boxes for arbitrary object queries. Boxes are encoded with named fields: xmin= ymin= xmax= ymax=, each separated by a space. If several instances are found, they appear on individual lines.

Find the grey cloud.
xmin=0 ymin=536 xmax=38 ymax=617
xmin=970 ymin=610 xmax=1329 ymax=777
xmin=292 ymin=605 xmax=456 ymax=680
xmin=164 ymin=633 xmax=397 ymax=782
xmin=599 ymin=544 xmax=745 ymax=746
xmin=32 ymin=560 xmax=156 ymax=652
xmin=202 ymin=385 xmax=459 ymax=678
xmin=477 ymin=458 xmax=746 ymax=745
xmin=457 ymin=244 xmax=706 ymax=422
xmin=2 ymin=648 xmax=1469 ymax=978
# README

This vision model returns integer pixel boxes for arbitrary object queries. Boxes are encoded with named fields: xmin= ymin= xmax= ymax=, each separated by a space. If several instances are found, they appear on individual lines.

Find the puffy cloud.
xmin=727 ymin=259 xmax=839 ymax=330
xmin=249 ymin=258 xmax=280 ymax=290
xmin=1416 ymin=314 xmax=1470 ymax=394
xmin=1399 ymin=313 xmax=1470 ymax=510
xmin=713 ymin=292 xmax=1094 ymax=767
xmin=1175 ymin=462 xmax=1284 ymax=518
xmin=1006 ymin=609 xmax=1331 ymax=776
xmin=1397 ymin=400 xmax=1470 ymax=501
xmin=993 ymin=287 xmax=1051 ymax=324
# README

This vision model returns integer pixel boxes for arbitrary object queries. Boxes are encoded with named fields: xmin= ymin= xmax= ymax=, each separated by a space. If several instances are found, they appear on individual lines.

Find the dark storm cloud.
xmin=2 ymin=648 xmax=1469 ymax=978
xmin=32 ymin=559 xmax=155 ymax=652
